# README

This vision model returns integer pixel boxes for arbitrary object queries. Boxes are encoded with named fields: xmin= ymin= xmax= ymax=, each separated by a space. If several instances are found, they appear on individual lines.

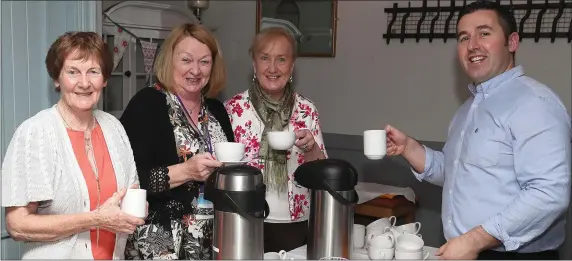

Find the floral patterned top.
xmin=224 ymin=90 xmax=328 ymax=222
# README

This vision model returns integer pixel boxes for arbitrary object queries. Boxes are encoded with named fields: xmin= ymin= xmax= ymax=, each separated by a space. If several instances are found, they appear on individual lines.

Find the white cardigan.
xmin=1 ymin=106 xmax=139 ymax=259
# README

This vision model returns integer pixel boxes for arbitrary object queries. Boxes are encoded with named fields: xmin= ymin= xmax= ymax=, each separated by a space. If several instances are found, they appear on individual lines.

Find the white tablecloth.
xmin=355 ymin=182 xmax=417 ymax=204
xmin=284 ymin=244 xmax=439 ymax=260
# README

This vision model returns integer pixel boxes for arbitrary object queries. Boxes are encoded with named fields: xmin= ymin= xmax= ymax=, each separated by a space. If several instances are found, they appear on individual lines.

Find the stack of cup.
xmin=355 ymin=218 xmax=430 ymax=260
xmin=384 ymin=222 xmax=422 ymax=240
xmin=366 ymin=231 xmax=395 ymax=260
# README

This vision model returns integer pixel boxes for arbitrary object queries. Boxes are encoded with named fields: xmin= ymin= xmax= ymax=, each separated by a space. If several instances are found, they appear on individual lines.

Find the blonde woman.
xmin=120 ymin=24 xmax=233 ymax=259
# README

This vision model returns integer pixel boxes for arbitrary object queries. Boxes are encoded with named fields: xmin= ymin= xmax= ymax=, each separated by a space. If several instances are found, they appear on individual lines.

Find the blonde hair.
xmin=249 ymin=27 xmax=297 ymax=59
xmin=154 ymin=23 xmax=226 ymax=98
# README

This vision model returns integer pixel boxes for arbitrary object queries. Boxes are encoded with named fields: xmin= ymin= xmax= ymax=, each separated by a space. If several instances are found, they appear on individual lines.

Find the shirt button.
xmin=449 ymin=190 xmax=452 ymax=194
xmin=448 ymin=219 xmax=452 ymax=224
xmin=460 ymin=131 xmax=465 ymax=136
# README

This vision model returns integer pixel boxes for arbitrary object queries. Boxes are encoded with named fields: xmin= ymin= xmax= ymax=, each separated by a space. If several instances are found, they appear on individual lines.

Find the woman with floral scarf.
xmin=224 ymin=27 xmax=328 ymax=253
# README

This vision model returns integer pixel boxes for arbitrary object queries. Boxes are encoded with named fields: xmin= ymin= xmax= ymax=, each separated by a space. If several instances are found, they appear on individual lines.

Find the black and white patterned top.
xmin=121 ymin=84 xmax=233 ymax=260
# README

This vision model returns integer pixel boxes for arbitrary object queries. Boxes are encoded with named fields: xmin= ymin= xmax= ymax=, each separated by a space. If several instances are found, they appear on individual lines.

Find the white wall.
xmin=205 ymin=0 xmax=571 ymax=142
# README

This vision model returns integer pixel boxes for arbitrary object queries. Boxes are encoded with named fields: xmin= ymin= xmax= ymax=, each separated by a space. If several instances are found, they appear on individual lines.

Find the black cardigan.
xmin=119 ymin=87 xmax=234 ymax=224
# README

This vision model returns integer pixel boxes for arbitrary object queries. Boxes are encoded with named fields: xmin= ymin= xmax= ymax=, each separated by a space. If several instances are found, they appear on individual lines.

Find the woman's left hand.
xmin=294 ymin=129 xmax=316 ymax=152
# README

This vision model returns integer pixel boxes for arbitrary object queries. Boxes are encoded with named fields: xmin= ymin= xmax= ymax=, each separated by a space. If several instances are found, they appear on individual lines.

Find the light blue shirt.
xmin=414 ymin=65 xmax=571 ymax=252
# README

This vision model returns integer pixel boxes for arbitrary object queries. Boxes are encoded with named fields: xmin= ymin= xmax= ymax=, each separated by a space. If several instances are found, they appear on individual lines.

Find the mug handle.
xmin=422 ymin=251 xmax=430 ymax=260
xmin=389 ymin=216 xmax=397 ymax=227
xmin=278 ymin=250 xmax=287 ymax=260
xmin=388 ymin=233 xmax=395 ymax=246
xmin=366 ymin=233 xmax=375 ymax=243
xmin=415 ymin=222 xmax=422 ymax=234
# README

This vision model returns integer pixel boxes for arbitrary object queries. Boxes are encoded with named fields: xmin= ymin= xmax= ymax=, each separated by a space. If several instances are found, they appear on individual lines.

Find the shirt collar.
xmin=468 ymin=65 xmax=525 ymax=96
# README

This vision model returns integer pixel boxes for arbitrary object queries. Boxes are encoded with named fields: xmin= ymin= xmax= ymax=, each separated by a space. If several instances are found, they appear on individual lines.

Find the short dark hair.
xmin=457 ymin=0 xmax=518 ymax=40
xmin=45 ymin=32 xmax=113 ymax=91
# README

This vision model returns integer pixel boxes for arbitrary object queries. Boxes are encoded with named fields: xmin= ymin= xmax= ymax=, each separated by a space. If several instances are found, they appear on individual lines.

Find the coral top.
xmin=67 ymin=125 xmax=117 ymax=259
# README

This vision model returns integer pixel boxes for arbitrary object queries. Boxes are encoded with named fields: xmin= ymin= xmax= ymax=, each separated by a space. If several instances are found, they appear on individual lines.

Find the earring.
xmin=252 ymin=74 xmax=257 ymax=82
xmin=289 ymin=75 xmax=293 ymax=83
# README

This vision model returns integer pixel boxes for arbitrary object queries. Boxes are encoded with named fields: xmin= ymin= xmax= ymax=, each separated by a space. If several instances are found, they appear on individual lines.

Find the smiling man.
xmin=384 ymin=0 xmax=571 ymax=260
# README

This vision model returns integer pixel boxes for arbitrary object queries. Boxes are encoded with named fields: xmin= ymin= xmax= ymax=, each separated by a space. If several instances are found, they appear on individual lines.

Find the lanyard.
xmin=175 ymin=95 xmax=213 ymax=154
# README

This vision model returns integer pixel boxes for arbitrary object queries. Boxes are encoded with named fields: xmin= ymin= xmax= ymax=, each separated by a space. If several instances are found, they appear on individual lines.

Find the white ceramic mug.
xmin=264 ymin=250 xmax=292 ymax=260
xmin=268 ymin=131 xmax=296 ymax=150
xmin=367 ymin=246 xmax=394 ymax=260
xmin=364 ymin=130 xmax=387 ymax=160
xmin=353 ymin=224 xmax=366 ymax=248
xmin=120 ymin=188 xmax=147 ymax=218
xmin=366 ymin=216 xmax=396 ymax=243
xmin=368 ymin=232 xmax=395 ymax=249
xmin=214 ymin=142 xmax=245 ymax=162
xmin=395 ymin=249 xmax=429 ymax=260
xmin=396 ymin=233 xmax=424 ymax=253
xmin=395 ymin=222 xmax=422 ymax=235
xmin=366 ymin=216 xmax=396 ymax=232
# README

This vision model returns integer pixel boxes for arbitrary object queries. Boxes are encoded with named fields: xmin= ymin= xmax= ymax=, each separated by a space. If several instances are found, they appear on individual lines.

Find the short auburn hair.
xmin=154 ymin=23 xmax=226 ymax=98
xmin=249 ymin=27 xmax=298 ymax=59
xmin=45 ymin=31 xmax=113 ymax=90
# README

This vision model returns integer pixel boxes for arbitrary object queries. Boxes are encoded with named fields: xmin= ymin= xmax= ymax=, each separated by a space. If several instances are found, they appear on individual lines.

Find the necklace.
xmin=176 ymin=95 xmax=213 ymax=154
xmin=57 ymin=103 xmax=102 ymax=247
xmin=184 ymin=101 xmax=200 ymax=119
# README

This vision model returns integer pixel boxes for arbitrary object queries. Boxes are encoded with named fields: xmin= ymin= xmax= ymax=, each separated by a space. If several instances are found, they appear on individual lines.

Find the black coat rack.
xmin=383 ymin=0 xmax=572 ymax=44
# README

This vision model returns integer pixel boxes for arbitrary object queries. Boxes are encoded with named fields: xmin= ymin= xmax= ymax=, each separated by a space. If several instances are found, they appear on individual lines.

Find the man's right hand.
xmin=385 ymin=124 xmax=410 ymax=156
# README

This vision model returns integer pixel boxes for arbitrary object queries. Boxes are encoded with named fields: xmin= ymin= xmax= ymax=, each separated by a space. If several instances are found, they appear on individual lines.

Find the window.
xmin=101 ymin=35 xmax=164 ymax=118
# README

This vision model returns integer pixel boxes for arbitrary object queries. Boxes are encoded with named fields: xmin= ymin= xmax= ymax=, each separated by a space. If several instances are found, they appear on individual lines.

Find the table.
xmin=284 ymin=244 xmax=439 ymax=260
xmin=354 ymin=195 xmax=418 ymax=223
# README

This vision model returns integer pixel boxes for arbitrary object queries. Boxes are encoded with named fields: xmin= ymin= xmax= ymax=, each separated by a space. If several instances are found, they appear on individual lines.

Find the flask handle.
xmin=322 ymin=180 xmax=359 ymax=206
xmin=224 ymin=192 xmax=270 ymax=220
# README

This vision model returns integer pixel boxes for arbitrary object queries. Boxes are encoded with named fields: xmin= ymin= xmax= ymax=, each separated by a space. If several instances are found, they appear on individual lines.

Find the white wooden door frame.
xmin=1 ymin=1 xmax=5 ymax=253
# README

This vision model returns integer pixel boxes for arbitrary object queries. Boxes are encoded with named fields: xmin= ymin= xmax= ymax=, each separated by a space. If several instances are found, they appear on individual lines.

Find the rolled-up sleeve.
xmin=411 ymin=145 xmax=446 ymax=187
xmin=481 ymin=96 xmax=571 ymax=251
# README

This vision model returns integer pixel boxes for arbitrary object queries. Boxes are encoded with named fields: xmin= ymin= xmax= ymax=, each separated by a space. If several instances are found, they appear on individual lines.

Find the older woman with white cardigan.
xmin=1 ymin=32 xmax=145 ymax=259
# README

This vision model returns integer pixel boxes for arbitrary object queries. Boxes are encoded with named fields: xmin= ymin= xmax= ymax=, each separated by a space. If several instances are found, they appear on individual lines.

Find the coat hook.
xmin=385 ymin=3 xmax=398 ymax=45
xmin=534 ymin=0 xmax=549 ymax=42
xmin=429 ymin=0 xmax=441 ymax=43
xmin=400 ymin=2 xmax=412 ymax=43
xmin=550 ymin=0 xmax=565 ymax=43
xmin=444 ymin=0 xmax=456 ymax=43
xmin=416 ymin=0 xmax=428 ymax=42
xmin=519 ymin=0 xmax=532 ymax=42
